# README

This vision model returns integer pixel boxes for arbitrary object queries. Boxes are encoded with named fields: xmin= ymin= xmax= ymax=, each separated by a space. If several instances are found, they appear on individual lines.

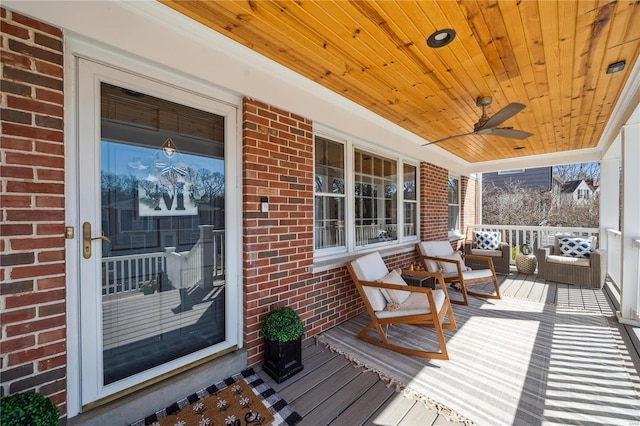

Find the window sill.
xmin=310 ymin=241 xmax=417 ymax=274
xmin=448 ymin=232 xmax=465 ymax=242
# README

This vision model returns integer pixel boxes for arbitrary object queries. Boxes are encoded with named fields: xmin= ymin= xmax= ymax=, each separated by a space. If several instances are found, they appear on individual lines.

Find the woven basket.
xmin=516 ymin=254 xmax=537 ymax=274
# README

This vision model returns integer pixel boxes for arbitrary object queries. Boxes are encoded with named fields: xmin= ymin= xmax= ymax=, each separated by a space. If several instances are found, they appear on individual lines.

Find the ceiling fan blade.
xmin=489 ymin=127 xmax=533 ymax=140
xmin=422 ymin=131 xmax=476 ymax=146
xmin=479 ymin=103 xmax=526 ymax=130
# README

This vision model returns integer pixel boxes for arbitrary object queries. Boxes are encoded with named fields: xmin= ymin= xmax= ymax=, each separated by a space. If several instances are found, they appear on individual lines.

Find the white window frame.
xmin=313 ymin=127 xmax=419 ymax=259
xmin=448 ymin=175 xmax=461 ymax=239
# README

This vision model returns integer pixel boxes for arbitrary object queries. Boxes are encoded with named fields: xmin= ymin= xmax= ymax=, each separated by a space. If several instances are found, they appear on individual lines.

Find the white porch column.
xmin=600 ymin=140 xmax=621 ymax=283
xmin=617 ymin=105 xmax=640 ymax=326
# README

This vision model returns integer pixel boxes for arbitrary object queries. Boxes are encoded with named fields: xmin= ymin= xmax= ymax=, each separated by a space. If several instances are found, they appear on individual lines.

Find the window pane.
xmin=448 ymin=177 xmax=459 ymax=204
xmin=314 ymin=136 xmax=345 ymax=250
xmin=314 ymin=195 xmax=345 ymax=249
xmin=403 ymin=164 xmax=416 ymax=201
xmin=448 ymin=205 xmax=460 ymax=231
xmin=404 ymin=202 xmax=417 ymax=237
xmin=448 ymin=176 xmax=460 ymax=232
xmin=315 ymin=136 xmax=344 ymax=194
xmin=354 ymin=149 xmax=397 ymax=246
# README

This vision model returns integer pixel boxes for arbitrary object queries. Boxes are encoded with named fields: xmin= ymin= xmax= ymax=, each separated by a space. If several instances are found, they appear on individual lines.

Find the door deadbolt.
xmin=83 ymin=222 xmax=111 ymax=259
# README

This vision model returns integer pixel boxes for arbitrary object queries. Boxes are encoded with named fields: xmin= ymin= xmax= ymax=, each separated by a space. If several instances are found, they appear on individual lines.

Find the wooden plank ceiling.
xmin=160 ymin=0 xmax=640 ymax=163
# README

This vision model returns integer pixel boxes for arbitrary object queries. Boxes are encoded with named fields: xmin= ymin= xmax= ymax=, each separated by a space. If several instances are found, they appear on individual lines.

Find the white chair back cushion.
xmin=349 ymin=252 xmax=390 ymax=311
xmin=418 ymin=241 xmax=455 ymax=272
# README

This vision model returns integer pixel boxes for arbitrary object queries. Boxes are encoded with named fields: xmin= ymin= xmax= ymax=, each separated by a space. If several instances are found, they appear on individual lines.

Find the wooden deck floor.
xmin=255 ymin=270 xmax=635 ymax=426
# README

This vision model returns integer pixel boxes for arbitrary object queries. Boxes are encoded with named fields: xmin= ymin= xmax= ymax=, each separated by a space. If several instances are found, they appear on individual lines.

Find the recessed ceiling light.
xmin=427 ymin=29 xmax=456 ymax=48
xmin=606 ymin=60 xmax=626 ymax=74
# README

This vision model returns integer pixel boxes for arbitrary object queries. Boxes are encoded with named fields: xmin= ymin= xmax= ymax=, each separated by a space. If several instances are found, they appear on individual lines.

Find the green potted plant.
xmin=261 ymin=306 xmax=304 ymax=383
xmin=0 ymin=392 xmax=59 ymax=426
xmin=139 ymin=280 xmax=157 ymax=295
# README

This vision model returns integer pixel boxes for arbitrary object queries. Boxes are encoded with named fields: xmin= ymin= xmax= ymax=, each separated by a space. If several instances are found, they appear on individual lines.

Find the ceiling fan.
xmin=423 ymin=96 xmax=533 ymax=146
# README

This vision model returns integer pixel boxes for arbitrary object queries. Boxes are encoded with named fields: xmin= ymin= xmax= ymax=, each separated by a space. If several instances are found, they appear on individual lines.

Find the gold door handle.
xmin=83 ymin=222 xmax=111 ymax=259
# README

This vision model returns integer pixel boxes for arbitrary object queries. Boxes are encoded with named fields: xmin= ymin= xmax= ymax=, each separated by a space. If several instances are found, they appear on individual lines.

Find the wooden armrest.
xmin=357 ymin=279 xmax=433 ymax=294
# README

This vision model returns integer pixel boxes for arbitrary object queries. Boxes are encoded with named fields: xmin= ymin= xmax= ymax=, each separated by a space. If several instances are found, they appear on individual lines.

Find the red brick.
xmin=10 ymin=11 xmax=63 ymax=37
xmin=6 ymin=315 xmax=65 ymax=337
xmin=35 ymin=87 xmax=63 ymax=105
xmin=38 ymin=353 xmax=66 ymax=371
xmin=39 ymin=302 xmax=65 ymax=317
xmin=8 ymin=341 xmax=66 ymax=366
xmin=5 ymin=289 xmax=65 ymax=309
xmin=38 ymin=250 xmax=64 ymax=262
xmin=35 ymin=140 xmax=64 ymax=155
xmin=1 ymin=307 xmax=36 ymax=325
xmin=36 ymin=223 xmax=64 ymax=235
xmin=6 ymin=209 xmax=64 ymax=222
xmin=2 ymin=122 xmax=63 ymax=142
xmin=36 ymin=168 xmax=64 ymax=182
xmin=1 ymin=165 xmax=34 ymax=179
xmin=37 ymin=276 xmax=65 ymax=290
xmin=1 ymin=335 xmax=36 ymax=353
xmin=0 ymin=223 xmax=33 ymax=236
xmin=10 ymin=262 xmax=64 ymax=279
xmin=35 ymin=196 xmax=64 ymax=208
xmin=0 ymin=50 xmax=32 ymax=69
xmin=0 ymin=135 xmax=32 ymax=149
xmin=5 ymin=151 xmax=64 ymax=168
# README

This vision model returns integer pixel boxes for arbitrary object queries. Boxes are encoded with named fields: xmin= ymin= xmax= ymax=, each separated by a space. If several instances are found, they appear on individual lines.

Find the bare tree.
xmin=483 ymin=162 xmax=600 ymax=228
xmin=482 ymin=181 xmax=551 ymax=226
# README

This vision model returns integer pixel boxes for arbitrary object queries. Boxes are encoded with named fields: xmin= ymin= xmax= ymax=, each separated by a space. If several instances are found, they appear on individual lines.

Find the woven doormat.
xmin=130 ymin=368 xmax=301 ymax=426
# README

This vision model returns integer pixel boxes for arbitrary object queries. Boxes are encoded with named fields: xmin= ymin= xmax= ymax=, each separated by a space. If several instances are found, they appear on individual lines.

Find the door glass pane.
xmin=100 ymin=83 xmax=225 ymax=385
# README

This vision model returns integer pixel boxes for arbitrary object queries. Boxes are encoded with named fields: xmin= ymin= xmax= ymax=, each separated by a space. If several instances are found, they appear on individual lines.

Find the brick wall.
xmin=0 ymin=8 xmax=67 ymax=415
xmin=242 ymin=99 xmax=363 ymax=365
xmin=420 ymin=162 xmax=449 ymax=241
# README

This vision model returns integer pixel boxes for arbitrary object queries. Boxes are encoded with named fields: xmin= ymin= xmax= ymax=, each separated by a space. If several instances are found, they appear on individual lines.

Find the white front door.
xmin=76 ymin=58 xmax=238 ymax=407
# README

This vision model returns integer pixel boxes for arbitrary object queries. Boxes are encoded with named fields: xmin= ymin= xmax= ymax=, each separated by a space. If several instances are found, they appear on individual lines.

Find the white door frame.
xmin=65 ymin=39 xmax=243 ymax=415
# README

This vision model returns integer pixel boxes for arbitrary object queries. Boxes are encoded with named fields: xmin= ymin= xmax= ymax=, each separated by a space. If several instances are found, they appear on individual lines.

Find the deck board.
xmin=327 ymin=380 xmax=396 ymax=425
xmin=363 ymin=393 xmax=417 ymax=426
xmin=254 ymin=272 xmax=629 ymax=426
xmin=302 ymin=371 xmax=379 ymax=425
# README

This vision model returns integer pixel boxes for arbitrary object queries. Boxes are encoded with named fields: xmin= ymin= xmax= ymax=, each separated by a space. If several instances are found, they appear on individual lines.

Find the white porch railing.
xmin=102 ymin=252 xmax=165 ymax=295
xmin=467 ymin=225 xmax=600 ymax=263
xmin=102 ymin=227 xmax=225 ymax=296
xmin=164 ymin=228 xmax=225 ymax=290
xmin=314 ymin=223 xmax=415 ymax=248
xmin=606 ymin=229 xmax=622 ymax=288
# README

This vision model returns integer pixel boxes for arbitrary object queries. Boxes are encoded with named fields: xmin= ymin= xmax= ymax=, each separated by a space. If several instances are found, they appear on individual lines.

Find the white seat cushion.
xmin=418 ymin=241 xmax=455 ymax=272
xmin=547 ymin=254 xmax=591 ymax=267
xmin=461 ymin=269 xmax=494 ymax=280
xmin=350 ymin=252 xmax=391 ymax=311
xmin=437 ymin=252 xmax=465 ymax=273
xmin=375 ymin=289 xmax=446 ymax=319
xmin=470 ymin=248 xmax=502 ymax=257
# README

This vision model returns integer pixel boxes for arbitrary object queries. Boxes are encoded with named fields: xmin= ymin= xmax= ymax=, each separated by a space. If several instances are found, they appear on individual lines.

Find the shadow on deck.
xmin=255 ymin=269 xmax=640 ymax=426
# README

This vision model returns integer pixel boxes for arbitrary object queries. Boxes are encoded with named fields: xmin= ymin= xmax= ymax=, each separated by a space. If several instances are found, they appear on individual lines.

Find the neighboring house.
xmin=482 ymin=167 xmax=553 ymax=192
xmin=557 ymin=179 xmax=596 ymax=205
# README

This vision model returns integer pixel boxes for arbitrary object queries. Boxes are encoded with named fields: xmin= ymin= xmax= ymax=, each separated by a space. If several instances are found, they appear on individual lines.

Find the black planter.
xmin=262 ymin=336 xmax=303 ymax=383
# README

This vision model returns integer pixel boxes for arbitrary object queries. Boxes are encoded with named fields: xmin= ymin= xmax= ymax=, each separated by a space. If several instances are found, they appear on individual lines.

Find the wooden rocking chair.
xmin=416 ymin=241 xmax=501 ymax=306
xmin=346 ymin=252 xmax=456 ymax=359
